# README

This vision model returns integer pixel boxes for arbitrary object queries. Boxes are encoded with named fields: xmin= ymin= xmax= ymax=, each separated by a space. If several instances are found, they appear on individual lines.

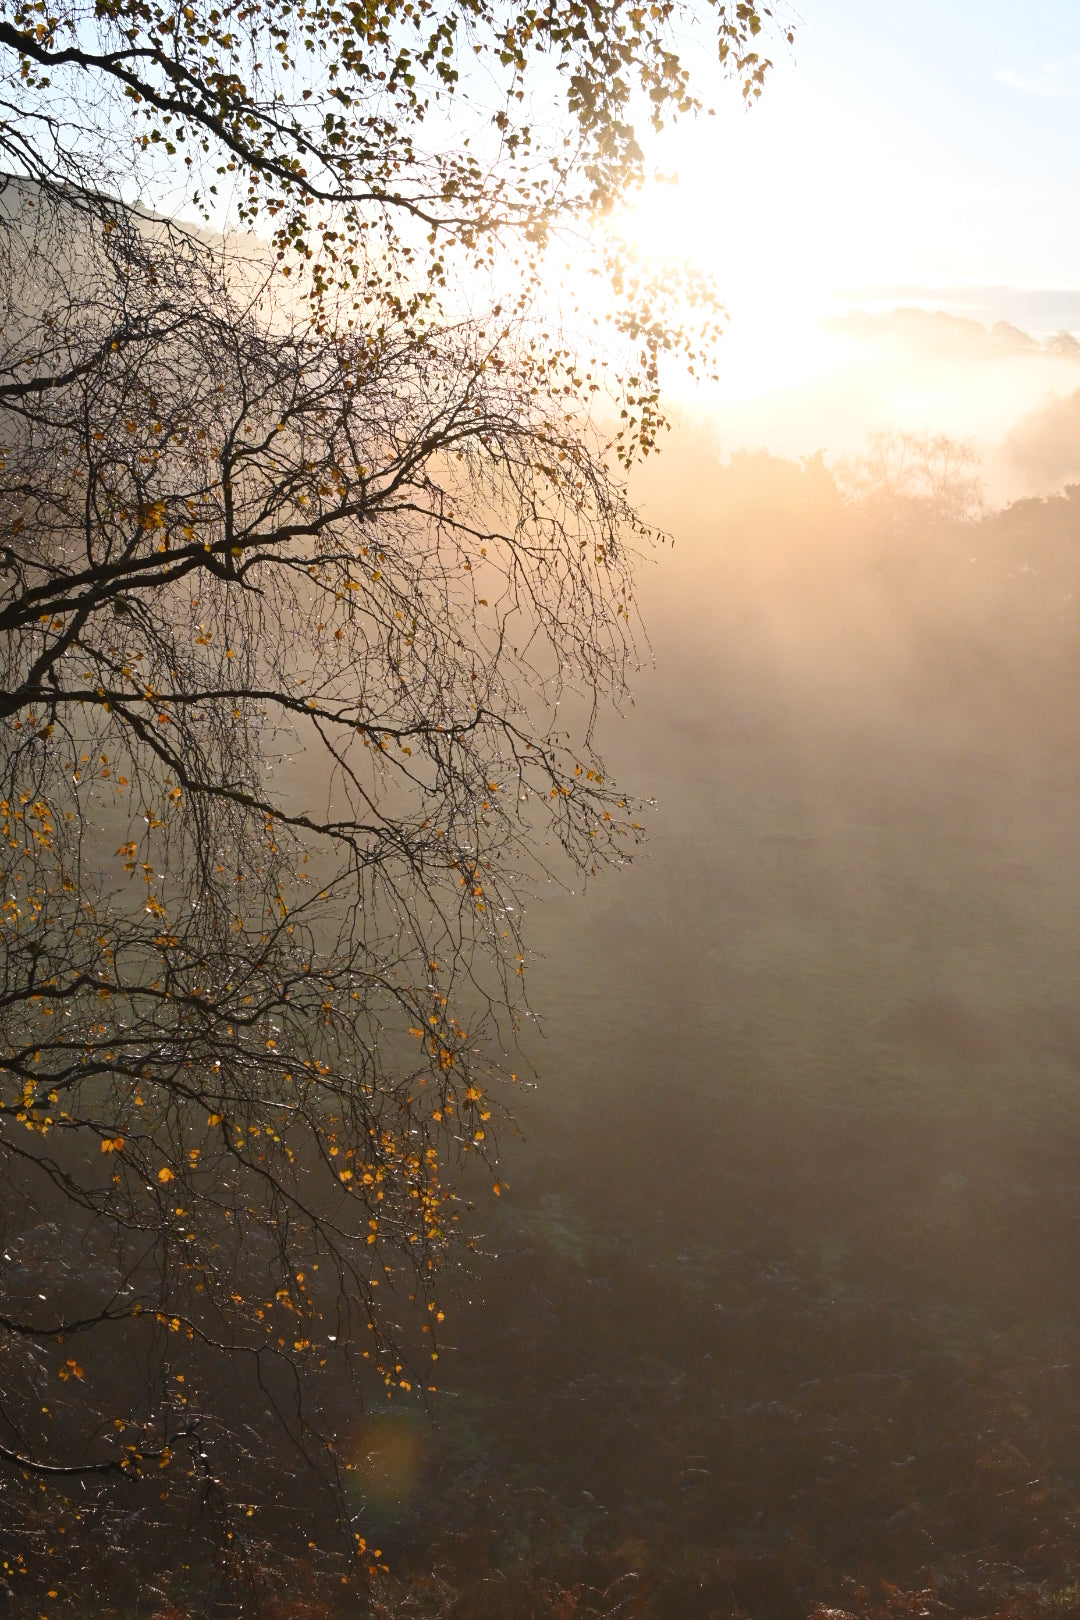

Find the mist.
xmin=356 ymin=308 xmax=1080 ymax=1617
xmin=666 ymin=294 xmax=1080 ymax=508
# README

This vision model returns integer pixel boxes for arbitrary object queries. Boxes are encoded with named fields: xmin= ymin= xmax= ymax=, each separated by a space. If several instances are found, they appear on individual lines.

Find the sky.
xmin=618 ymin=0 xmax=1080 ymax=306
xmin=605 ymin=1 xmax=1080 ymax=493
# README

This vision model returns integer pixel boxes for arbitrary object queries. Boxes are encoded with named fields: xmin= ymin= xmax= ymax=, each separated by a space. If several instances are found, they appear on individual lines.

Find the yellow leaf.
xmin=157 ymin=1166 xmax=175 ymax=1183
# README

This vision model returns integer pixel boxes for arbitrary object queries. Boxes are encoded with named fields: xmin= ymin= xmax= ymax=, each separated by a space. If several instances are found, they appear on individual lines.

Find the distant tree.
xmin=838 ymin=430 xmax=983 ymax=526
xmin=0 ymin=0 xmax=788 ymax=1586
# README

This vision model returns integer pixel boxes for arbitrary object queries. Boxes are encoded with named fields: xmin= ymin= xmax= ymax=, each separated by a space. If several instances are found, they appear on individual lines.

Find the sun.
xmin=605 ymin=176 xmax=844 ymax=409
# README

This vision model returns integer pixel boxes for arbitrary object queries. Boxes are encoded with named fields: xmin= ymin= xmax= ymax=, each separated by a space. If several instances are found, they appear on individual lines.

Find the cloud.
xmin=996 ymin=55 xmax=1080 ymax=98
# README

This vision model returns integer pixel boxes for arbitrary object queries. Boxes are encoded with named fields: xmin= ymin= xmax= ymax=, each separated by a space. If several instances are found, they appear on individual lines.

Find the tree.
xmin=838 ymin=430 xmax=983 ymax=526
xmin=0 ymin=0 xmax=778 ymax=253
xmin=0 ymin=0 xmax=785 ymax=1594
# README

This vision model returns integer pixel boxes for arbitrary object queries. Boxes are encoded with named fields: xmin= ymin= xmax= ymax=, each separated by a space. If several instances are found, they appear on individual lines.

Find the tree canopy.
xmin=0 ymin=0 xmax=781 ymax=245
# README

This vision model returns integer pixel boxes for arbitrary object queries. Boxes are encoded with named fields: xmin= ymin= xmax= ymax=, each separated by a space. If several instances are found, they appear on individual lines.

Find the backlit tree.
xmin=0 ymin=0 xmax=786 ymax=1590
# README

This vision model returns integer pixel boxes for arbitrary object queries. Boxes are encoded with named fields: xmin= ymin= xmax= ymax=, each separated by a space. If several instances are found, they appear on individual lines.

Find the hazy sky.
xmin=621 ymin=0 xmax=1080 ymax=305
xmin=605 ymin=1 xmax=1080 ymax=482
